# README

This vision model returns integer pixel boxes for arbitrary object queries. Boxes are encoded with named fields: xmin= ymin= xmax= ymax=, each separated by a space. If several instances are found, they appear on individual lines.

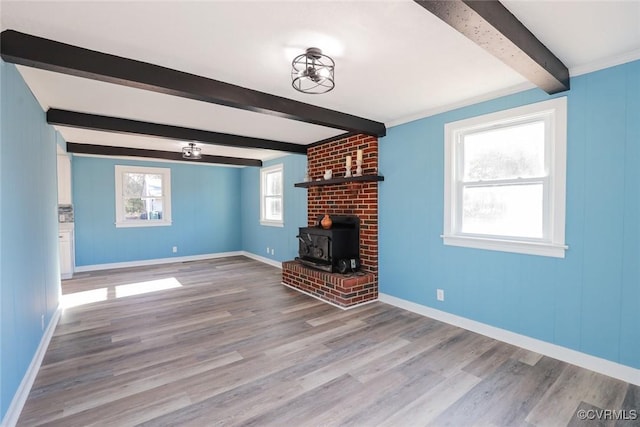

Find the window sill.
xmin=442 ymin=235 xmax=567 ymax=258
xmin=116 ymin=221 xmax=172 ymax=228
xmin=260 ymin=220 xmax=284 ymax=228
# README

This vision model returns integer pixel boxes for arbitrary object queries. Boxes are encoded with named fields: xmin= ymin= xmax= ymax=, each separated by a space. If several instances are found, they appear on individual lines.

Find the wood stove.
xmin=296 ymin=215 xmax=359 ymax=273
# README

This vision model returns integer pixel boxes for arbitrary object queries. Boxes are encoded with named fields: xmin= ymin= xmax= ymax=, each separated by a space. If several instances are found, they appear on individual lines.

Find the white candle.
xmin=345 ymin=155 xmax=351 ymax=168
xmin=357 ymin=149 xmax=363 ymax=162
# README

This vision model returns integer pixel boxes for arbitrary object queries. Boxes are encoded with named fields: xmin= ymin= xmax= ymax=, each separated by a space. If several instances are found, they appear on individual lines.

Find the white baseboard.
xmin=379 ymin=293 xmax=640 ymax=386
xmin=241 ymin=251 xmax=282 ymax=269
xmin=74 ymin=251 xmax=286 ymax=274
xmin=1 ymin=306 xmax=62 ymax=427
xmin=74 ymin=251 xmax=244 ymax=273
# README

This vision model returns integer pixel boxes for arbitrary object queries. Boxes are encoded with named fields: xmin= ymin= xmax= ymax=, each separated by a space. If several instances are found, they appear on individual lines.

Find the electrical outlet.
xmin=436 ymin=289 xmax=445 ymax=301
xmin=172 ymin=246 xmax=178 ymax=253
xmin=41 ymin=314 xmax=45 ymax=331
xmin=271 ymin=248 xmax=275 ymax=255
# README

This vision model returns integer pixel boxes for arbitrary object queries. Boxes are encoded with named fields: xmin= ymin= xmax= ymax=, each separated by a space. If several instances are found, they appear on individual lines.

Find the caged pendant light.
xmin=291 ymin=47 xmax=335 ymax=94
xmin=182 ymin=142 xmax=202 ymax=159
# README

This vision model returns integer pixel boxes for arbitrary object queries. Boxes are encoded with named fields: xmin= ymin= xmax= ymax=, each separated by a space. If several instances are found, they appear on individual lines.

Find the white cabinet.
xmin=59 ymin=229 xmax=74 ymax=279
xmin=57 ymin=154 xmax=72 ymax=205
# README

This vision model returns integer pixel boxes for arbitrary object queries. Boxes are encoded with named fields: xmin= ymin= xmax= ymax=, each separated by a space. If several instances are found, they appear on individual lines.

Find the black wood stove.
xmin=296 ymin=215 xmax=360 ymax=273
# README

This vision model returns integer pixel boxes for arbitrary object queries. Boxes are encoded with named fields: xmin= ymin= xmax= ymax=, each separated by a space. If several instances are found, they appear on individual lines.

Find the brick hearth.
xmin=282 ymin=134 xmax=379 ymax=308
xmin=283 ymin=261 xmax=377 ymax=308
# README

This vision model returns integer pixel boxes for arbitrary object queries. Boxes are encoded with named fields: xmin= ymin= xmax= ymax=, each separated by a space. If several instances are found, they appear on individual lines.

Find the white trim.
xmin=260 ymin=163 xmax=284 ymax=226
xmin=74 ymin=251 xmax=285 ymax=273
xmin=114 ymin=221 xmax=173 ymax=228
xmin=74 ymin=251 xmax=244 ymax=272
xmin=259 ymin=220 xmax=285 ymax=228
xmin=378 ymin=293 xmax=640 ymax=387
xmin=441 ymin=235 xmax=567 ymax=258
xmin=570 ymin=49 xmax=640 ymax=77
xmin=2 ymin=307 xmax=62 ymax=427
xmin=241 ymin=251 xmax=283 ymax=269
xmin=443 ymin=97 xmax=567 ymax=258
xmin=114 ymin=165 xmax=172 ymax=228
xmin=282 ymin=282 xmax=379 ymax=311
xmin=72 ymin=153 xmax=246 ymax=168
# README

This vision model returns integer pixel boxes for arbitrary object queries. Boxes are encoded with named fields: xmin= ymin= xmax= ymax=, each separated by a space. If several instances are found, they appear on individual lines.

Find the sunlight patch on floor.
xmin=61 ymin=278 xmax=183 ymax=308
xmin=115 ymin=277 xmax=182 ymax=298
xmin=61 ymin=288 xmax=108 ymax=308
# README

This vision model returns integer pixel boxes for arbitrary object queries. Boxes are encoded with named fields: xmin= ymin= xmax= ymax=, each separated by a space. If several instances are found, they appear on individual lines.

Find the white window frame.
xmin=115 ymin=165 xmax=172 ymax=228
xmin=443 ymin=97 xmax=568 ymax=258
xmin=260 ymin=163 xmax=284 ymax=227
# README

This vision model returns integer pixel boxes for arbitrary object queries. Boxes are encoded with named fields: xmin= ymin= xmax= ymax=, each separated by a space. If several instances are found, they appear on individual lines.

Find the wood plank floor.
xmin=17 ymin=256 xmax=639 ymax=426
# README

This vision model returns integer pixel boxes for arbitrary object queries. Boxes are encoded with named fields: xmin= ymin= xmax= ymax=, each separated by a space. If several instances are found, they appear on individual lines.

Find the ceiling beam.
xmin=414 ymin=0 xmax=569 ymax=94
xmin=1 ymin=30 xmax=386 ymax=137
xmin=47 ymin=109 xmax=307 ymax=154
xmin=66 ymin=142 xmax=262 ymax=167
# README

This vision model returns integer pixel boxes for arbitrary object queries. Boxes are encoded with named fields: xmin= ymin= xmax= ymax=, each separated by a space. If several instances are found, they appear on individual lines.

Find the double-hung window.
xmin=115 ymin=165 xmax=172 ymax=228
xmin=260 ymin=164 xmax=284 ymax=227
xmin=443 ymin=97 xmax=567 ymax=257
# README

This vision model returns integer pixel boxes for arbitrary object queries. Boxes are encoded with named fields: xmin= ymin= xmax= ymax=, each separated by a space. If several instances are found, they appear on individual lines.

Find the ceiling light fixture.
xmin=182 ymin=142 xmax=202 ymax=159
xmin=291 ymin=47 xmax=335 ymax=94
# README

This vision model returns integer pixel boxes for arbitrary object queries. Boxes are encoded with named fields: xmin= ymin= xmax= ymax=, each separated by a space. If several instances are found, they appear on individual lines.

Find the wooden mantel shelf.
xmin=294 ymin=175 xmax=384 ymax=188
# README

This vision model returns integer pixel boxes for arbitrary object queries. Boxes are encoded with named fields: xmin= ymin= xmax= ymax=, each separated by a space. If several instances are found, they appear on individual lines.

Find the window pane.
xmin=463 ymin=121 xmax=545 ymax=181
xmin=462 ymin=184 xmax=543 ymax=238
xmin=143 ymin=174 xmax=163 ymax=197
xmin=123 ymin=173 xmax=144 ymax=197
xmin=264 ymin=196 xmax=282 ymax=221
xmin=116 ymin=165 xmax=171 ymax=227
xmin=265 ymin=171 xmax=282 ymax=196
xmin=123 ymin=197 xmax=164 ymax=220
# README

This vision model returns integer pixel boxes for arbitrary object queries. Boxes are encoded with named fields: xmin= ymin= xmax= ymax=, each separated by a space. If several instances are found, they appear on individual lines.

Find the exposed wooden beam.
xmin=47 ymin=109 xmax=307 ymax=154
xmin=414 ymin=0 xmax=569 ymax=94
xmin=66 ymin=142 xmax=262 ymax=167
xmin=1 ymin=30 xmax=386 ymax=137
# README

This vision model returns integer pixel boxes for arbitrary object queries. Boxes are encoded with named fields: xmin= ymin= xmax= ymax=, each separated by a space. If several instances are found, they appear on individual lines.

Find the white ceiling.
xmin=2 ymin=1 xmax=639 ymax=162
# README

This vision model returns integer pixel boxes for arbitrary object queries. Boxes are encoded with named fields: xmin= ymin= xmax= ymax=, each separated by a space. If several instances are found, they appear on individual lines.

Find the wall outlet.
xmin=271 ymin=248 xmax=275 ymax=255
xmin=172 ymin=246 xmax=178 ymax=253
xmin=266 ymin=247 xmax=270 ymax=254
xmin=436 ymin=289 xmax=445 ymax=301
xmin=41 ymin=314 xmax=45 ymax=331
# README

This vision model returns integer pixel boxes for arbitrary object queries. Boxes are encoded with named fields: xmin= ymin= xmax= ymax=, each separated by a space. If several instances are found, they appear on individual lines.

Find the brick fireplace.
xmin=282 ymin=134 xmax=380 ymax=308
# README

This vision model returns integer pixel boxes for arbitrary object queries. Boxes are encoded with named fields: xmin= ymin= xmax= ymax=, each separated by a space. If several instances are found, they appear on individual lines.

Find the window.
xmin=443 ymin=97 xmax=567 ymax=258
xmin=115 ymin=165 xmax=172 ymax=228
xmin=260 ymin=164 xmax=283 ymax=227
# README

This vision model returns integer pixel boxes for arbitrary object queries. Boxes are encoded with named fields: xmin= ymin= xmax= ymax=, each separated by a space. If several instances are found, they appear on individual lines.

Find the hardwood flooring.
xmin=17 ymin=256 xmax=639 ymax=426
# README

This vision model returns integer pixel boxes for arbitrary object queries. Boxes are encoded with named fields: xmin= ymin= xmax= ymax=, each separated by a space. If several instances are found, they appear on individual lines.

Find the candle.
xmin=356 ymin=149 xmax=363 ymax=162
xmin=345 ymin=155 xmax=351 ymax=168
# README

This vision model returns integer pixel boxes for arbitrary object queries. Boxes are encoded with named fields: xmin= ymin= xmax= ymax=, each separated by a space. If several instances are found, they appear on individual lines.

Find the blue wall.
xmin=380 ymin=60 xmax=640 ymax=369
xmin=0 ymin=62 xmax=61 ymax=420
xmin=73 ymin=157 xmax=242 ymax=266
xmin=240 ymin=154 xmax=307 ymax=262
xmin=1 ymin=54 xmax=637 ymax=421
